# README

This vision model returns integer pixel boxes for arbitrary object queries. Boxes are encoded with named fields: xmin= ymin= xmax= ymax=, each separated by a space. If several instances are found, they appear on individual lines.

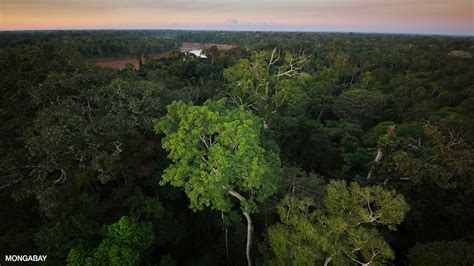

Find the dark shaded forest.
xmin=1 ymin=30 xmax=473 ymax=265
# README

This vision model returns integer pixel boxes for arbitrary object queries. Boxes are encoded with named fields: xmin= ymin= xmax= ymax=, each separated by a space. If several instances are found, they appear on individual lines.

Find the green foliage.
xmin=278 ymin=166 xmax=326 ymax=200
xmin=369 ymin=122 xmax=474 ymax=240
xmin=67 ymin=216 xmax=154 ymax=266
xmin=324 ymin=180 xmax=408 ymax=230
xmin=36 ymin=214 xmax=100 ymax=262
xmin=223 ymin=50 xmax=311 ymax=125
xmin=126 ymin=188 xmax=165 ymax=221
xmin=271 ymin=116 xmax=333 ymax=172
xmin=334 ymin=88 xmax=388 ymax=127
xmin=266 ymin=196 xmax=324 ymax=265
xmin=0 ymin=42 xmax=88 ymax=196
xmin=155 ymin=98 xmax=281 ymax=213
xmin=21 ymin=77 xmax=171 ymax=212
xmin=266 ymin=180 xmax=409 ymax=265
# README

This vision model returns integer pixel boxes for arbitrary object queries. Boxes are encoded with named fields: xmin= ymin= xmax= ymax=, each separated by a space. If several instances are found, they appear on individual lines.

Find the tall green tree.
xmin=155 ymin=99 xmax=281 ymax=265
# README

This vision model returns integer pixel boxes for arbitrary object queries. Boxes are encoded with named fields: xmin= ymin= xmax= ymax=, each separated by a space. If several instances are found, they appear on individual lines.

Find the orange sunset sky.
xmin=1 ymin=0 xmax=473 ymax=35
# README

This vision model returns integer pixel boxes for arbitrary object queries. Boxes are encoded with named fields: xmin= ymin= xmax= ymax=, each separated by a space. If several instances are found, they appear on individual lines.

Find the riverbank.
xmin=94 ymin=42 xmax=236 ymax=69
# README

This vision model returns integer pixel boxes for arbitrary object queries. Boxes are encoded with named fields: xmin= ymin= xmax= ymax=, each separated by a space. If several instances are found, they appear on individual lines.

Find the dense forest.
xmin=1 ymin=30 xmax=473 ymax=265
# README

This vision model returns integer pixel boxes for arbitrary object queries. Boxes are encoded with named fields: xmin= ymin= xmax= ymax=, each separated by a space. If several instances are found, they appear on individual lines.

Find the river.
xmin=94 ymin=42 xmax=235 ymax=69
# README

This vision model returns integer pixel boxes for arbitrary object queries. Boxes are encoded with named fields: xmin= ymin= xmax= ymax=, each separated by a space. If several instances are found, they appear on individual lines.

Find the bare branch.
xmin=446 ymin=129 xmax=464 ymax=148
xmin=0 ymin=178 xmax=23 ymax=191
xmin=199 ymin=135 xmax=210 ymax=149
xmin=275 ymin=56 xmax=309 ymax=78
xmin=53 ymin=169 xmax=67 ymax=184
xmin=113 ymin=141 xmax=122 ymax=155
xmin=267 ymin=48 xmax=280 ymax=73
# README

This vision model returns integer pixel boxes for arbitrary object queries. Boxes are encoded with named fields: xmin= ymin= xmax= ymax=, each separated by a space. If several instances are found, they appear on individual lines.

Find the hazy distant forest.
xmin=1 ymin=30 xmax=473 ymax=265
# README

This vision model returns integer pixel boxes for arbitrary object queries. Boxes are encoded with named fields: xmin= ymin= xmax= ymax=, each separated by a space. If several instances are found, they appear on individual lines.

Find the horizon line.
xmin=1 ymin=27 xmax=472 ymax=37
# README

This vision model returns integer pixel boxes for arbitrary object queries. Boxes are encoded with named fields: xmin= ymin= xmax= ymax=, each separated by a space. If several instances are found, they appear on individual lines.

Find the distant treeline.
xmin=2 ymin=30 xmax=472 ymax=59
xmin=0 ymin=30 xmax=181 ymax=58
xmin=177 ymin=30 xmax=473 ymax=48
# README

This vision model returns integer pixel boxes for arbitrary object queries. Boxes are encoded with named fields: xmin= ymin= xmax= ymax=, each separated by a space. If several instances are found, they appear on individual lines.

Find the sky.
xmin=1 ymin=0 xmax=473 ymax=35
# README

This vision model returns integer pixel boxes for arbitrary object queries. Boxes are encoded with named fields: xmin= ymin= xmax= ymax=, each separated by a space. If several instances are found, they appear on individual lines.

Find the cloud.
xmin=224 ymin=17 xmax=239 ymax=25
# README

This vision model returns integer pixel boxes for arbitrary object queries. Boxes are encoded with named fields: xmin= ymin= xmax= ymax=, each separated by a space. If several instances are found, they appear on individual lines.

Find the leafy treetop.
xmin=155 ymin=98 xmax=281 ymax=213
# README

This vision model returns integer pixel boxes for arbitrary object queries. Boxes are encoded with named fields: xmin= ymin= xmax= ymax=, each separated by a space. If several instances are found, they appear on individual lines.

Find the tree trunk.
xmin=367 ymin=150 xmax=383 ymax=180
xmin=324 ymin=257 xmax=332 ymax=266
xmin=225 ymin=227 xmax=229 ymax=264
xmin=367 ymin=125 xmax=395 ymax=180
xmin=222 ymin=212 xmax=229 ymax=264
xmin=243 ymin=212 xmax=253 ymax=266
xmin=227 ymin=189 xmax=253 ymax=266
